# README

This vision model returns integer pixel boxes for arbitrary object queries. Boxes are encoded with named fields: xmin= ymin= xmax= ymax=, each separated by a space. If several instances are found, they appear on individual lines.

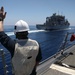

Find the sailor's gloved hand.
xmin=0 ymin=6 xmax=7 ymax=21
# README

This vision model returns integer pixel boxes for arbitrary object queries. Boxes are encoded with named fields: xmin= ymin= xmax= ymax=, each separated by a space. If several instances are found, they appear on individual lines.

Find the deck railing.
xmin=0 ymin=49 xmax=12 ymax=75
xmin=58 ymin=32 xmax=74 ymax=53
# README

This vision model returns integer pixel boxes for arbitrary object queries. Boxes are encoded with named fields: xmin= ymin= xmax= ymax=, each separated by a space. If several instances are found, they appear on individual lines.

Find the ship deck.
xmin=37 ymin=45 xmax=75 ymax=75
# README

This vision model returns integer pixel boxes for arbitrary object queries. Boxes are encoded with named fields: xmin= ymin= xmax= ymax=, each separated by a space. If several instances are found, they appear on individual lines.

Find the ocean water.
xmin=0 ymin=25 xmax=75 ymax=75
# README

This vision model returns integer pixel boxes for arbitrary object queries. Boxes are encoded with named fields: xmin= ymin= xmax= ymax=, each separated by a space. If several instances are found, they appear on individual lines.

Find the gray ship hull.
xmin=36 ymin=24 xmax=69 ymax=30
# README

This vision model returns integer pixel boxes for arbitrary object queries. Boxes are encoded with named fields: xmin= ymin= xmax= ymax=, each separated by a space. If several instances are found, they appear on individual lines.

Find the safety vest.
xmin=12 ymin=39 xmax=39 ymax=75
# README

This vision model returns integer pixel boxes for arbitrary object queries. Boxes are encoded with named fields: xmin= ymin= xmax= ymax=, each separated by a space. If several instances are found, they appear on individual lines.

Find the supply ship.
xmin=36 ymin=13 xmax=70 ymax=30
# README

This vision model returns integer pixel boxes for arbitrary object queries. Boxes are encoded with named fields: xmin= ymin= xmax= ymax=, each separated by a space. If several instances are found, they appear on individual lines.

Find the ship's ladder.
xmin=54 ymin=32 xmax=75 ymax=57
xmin=59 ymin=32 xmax=74 ymax=53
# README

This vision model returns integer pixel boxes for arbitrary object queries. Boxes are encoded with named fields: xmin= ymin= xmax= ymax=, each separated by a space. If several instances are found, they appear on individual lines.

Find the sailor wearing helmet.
xmin=0 ymin=6 xmax=42 ymax=75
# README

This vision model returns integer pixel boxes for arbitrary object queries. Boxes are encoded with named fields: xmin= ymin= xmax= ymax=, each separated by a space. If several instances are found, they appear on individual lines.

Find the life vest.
xmin=12 ymin=39 xmax=39 ymax=75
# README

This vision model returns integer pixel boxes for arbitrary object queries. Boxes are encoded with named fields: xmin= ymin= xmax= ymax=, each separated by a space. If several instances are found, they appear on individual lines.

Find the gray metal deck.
xmin=37 ymin=45 xmax=75 ymax=75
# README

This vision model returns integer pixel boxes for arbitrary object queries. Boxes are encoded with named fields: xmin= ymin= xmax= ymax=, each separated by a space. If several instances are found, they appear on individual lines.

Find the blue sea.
xmin=0 ymin=25 xmax=75 ymax=75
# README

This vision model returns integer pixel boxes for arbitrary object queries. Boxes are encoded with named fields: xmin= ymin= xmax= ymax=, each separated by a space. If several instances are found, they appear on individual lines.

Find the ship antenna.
xmin=58 ymin=11 xmax=59 ymax=15
xmin=61 ymin=12 xmax=63 ymax=16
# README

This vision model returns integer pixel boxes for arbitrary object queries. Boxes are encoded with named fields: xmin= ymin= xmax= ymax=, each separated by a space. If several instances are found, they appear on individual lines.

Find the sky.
xmin=0 ymin=0 xmax=75 ymax=26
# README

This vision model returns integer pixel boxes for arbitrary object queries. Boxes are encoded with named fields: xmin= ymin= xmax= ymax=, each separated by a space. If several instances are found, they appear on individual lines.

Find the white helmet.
xmin=14 ymin=20 xmax=29 ymax=33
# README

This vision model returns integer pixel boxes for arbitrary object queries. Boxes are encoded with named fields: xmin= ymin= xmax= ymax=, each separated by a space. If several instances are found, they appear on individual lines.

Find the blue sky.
xmin=0 ymin=0 xmax=75 ymax=25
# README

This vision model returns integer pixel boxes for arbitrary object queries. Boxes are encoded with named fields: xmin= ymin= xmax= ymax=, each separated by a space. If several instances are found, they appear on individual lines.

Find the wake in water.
xmin=6 ymin=27 xmax=75 ymax=36
xmin=6 ymin=30 xmax=47 ymax=36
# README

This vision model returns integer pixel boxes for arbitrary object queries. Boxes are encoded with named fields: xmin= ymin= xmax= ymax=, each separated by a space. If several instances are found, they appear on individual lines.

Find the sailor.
xmin=0 ymin=6 xmax=42 ymax=75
